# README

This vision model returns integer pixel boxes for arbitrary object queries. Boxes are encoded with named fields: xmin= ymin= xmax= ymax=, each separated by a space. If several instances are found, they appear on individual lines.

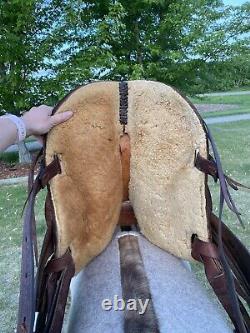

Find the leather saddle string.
xmin=195 ymin=152 xmax=250 ymax=192
xmin=205 ymin=124 xmax=243 ymax=225
xmin=17 ymin=153 xmax=62 ymax=333
xmin=195 ymin=154 xmax=250 ymax=306
xmin=17 ymin=170 xmax=42 ymax=333
xmin=191 ymin=237 xmax=250 ymax=332
xmin=172 ymin=90 xmax=249 ymax=331
xmin=35 ymin=188 xmax=57 ymax=332
xmin=210 ymin=214 xmax=250 ymax=302
xmin=42 ymin=250 xmax=75 ymax=333
xmin=34 ymin=157 xmax=76 ymax=333
xmin=203 ymin=123 xmax=247 ymax=333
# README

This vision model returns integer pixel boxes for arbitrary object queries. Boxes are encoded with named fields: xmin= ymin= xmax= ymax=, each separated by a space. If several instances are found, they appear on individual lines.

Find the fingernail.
xmin=64 ymin=111 xmax=73 ymax=116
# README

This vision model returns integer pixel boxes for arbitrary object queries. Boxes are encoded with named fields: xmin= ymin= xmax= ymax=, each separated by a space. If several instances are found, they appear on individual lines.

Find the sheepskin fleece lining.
xmin=127 ymin=81 xmax=208 ymax=260
xmin=46 ymin=82 xmax=123 ymax=272
xmin=46 ymin=80 xmax=209 ymax=273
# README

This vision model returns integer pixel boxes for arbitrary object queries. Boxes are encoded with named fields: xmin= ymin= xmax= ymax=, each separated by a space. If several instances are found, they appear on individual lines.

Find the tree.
xmin=0 ymin=0 xmax=68 ymax=162
xmin=0 ymin=0 xmax=249 ymax=117
xmin=48 ymin=0 xmax=249 ymax=94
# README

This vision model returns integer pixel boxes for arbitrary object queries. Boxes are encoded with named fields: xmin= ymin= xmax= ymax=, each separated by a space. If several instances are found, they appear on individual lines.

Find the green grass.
xmin=0 ymin=120 xmax=250 ymax=331
xmin=228 ymin=86 xmax=250 ymax=92
xmin=192 ymin=93 xmax=250 ymax=106
xmin=190 ymin=93 xmax=250 ymax=118
xmin=191 ymin=120 xmax=250 ymax=317
xmin=0 ymin=185 xmax=46 ymax=333
xmin=204 ymin=86 xmax=250 ymax=93
xmin=200 ymin=120 xmax=250 ymax=248
xmin=0 ymin=151 xmax=19 ymax=164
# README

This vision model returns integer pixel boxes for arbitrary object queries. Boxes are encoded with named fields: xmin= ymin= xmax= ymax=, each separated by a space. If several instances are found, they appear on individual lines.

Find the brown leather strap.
xmin=191 ymin=238 xmax=235 ymax=326
xmin=192 ymin=237 xmax=249 ymax=333
xmin=17 ymin=179 xmax=41 ymax=333
xmin=39 ymin=250 xmax=75 ymax=333
xmin=210 ymin=213 xmax=250 ymax=305
xmin=39 ymin=155 xmax=61 ymax=188
xmin=35 ymin=189 xmax=57 ymax=317
xmin=195 ymin=153 xmax=250 ymax=192
xmin=34 ymin=160 xmax=75 ymax=333
xmin=35 ymin=251 xmax=75 ymax=333
xmin=17 ymin=155 xmax=61 ymax=333
xmin=120 ymin=134 xmax=131 ymax=201
xmin=118 ymin=201 xmax=137 ymax=226
xmin=195 ymin=152 xmax=218 ymax=181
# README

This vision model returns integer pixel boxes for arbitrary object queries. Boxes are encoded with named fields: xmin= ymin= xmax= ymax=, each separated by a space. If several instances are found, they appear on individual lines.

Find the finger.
xmin=38 ymin=105 xmax=54 ymax=116
xmin=45 ymin=106 xmax=54 ymax=116
xmin=50 ymin=111 xmax=73 ymax=127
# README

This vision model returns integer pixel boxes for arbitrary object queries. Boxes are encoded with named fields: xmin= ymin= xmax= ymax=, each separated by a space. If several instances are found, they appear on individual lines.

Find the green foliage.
xmin=0 ymin=151 xmax=19 ymax=164
xmin=0 ymin=0 xmax=69 ymax=114
xmin=0 ymin=0 xmax=249 ymax=113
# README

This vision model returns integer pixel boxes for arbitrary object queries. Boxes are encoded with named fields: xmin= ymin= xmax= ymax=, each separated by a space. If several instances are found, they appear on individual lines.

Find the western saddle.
xmin=17 ymin=81 xmax=250 ymax=333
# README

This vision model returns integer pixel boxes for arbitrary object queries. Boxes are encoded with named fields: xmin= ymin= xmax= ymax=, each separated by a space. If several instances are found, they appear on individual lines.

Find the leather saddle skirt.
xmin=45 ymin=80 xmax=209 ymax=273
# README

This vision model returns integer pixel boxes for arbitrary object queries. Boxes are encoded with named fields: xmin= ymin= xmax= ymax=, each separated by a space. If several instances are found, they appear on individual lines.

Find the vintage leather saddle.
xmin=17 ymin=81 xmax=250 ymax=333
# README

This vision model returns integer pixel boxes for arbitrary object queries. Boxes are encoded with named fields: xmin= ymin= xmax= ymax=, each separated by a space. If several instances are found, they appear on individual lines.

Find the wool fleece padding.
xmin=127 ymin=81 xmax=208 ymax=260
xmin=46 ymin=80 xmax=209 ymax=272
xmin=46 ymin=82 xmax=123 ymax=272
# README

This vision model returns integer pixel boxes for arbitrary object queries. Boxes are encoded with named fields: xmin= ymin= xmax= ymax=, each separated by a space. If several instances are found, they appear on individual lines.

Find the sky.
xmin=223 ymin=0 xmax=248 ymax=5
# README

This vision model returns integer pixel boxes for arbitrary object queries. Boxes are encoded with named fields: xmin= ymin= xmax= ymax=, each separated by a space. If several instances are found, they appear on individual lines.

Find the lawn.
xmin=191 ymin=93 xmax=250 ymax=118
xmin=0 ymin=120 xmax=250 ymax=332
xmin=0 ymin=187 xmax=46 ymax=333
xmin=207 ymin=120 xmax=250 ymax=248
xmin=190 ymin=120 xmax=250 ymax=325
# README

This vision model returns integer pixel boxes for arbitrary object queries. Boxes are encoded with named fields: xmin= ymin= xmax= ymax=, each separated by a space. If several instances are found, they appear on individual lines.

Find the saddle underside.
xmin=45 ymin=80 xmax=209 ymax=273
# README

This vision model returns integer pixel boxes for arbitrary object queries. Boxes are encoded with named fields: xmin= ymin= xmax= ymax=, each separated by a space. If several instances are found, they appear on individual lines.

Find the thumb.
xmin=50 ymin=111 xmax=73 ymax=127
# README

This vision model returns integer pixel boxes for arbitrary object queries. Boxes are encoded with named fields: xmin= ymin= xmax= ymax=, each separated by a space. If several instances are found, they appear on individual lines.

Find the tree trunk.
xmin=18 ymin=141 xmax=32 ymax=164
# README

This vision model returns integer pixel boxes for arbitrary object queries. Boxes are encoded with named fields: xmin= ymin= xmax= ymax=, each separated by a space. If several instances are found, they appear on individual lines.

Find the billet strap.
xmin=17 ymin=154 xmax=61 ymax=333
xmin=191 ymin=237 xmax=249 ymax=332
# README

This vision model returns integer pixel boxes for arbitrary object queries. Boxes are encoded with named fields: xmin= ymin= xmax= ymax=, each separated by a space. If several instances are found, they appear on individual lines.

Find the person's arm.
xmin=0 ymin=105 xmax=73 ymax=152
xmin=0 ymin=118 xmax=18 ymax=151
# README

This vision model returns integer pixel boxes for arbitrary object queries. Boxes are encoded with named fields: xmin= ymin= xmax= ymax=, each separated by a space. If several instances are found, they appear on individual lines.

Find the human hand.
xmin=22 ymin=105 xmax=73 ymax=137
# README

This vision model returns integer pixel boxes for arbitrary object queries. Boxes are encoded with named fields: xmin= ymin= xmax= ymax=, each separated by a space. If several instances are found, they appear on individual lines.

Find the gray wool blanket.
xmin=65 ymin=231 xmax=232 ymax=333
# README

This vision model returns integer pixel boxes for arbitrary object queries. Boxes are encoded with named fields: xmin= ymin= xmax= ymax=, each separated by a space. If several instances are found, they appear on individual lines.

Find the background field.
xmin=0 ymin=120 xmax=250 ymax=332
xmin=191 ymin=93 xmax=250 ymax=118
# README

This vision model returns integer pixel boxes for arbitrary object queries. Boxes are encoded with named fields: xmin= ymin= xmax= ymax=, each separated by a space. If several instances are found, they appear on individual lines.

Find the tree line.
xmin=0 ymin=0 xmax=249 ymax=115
